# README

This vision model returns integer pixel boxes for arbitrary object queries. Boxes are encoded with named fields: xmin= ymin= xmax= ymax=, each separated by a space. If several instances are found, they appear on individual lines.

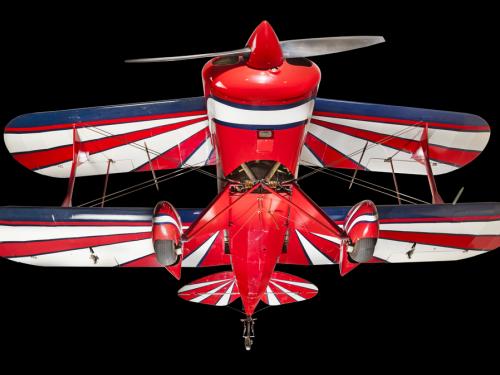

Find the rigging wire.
xmin=77 ymin=166 xmax=207 ymax=207
xmin=300 ymin=161 xmax=430 ymax=204
xmin=300 ymin=164 xmax=430 ymax=204
xmin=76 ymin=115 xmax=426 ymax=206
xmin=76 ymin=122 xmax=223 ymax=206
xmin=85 ymin=126 xmax=220 ymax=181
xmin=290 ymin=120 xmax=423 ymax=184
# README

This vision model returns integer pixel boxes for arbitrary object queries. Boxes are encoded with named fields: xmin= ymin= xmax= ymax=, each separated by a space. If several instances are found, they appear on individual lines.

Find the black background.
xmin=1 ymin=4 xmax=499 ymax=370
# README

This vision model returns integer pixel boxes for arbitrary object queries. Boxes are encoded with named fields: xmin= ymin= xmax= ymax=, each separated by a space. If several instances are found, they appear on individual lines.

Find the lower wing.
xmin=301 ymin=98 xmax=490 ymax=175
xmin=1 ymin=202 xmax=498 ymax=267
xmin=4 ymin=97 xmax=215 ymax=178
xmin=282 ymin=202 xmax=500 ymax=265
xmin=0 ymin=206 xmax=228 ymax=267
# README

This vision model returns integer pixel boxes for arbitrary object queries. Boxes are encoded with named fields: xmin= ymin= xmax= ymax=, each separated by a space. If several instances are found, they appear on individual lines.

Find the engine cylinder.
xmin=344 ymin=200 xmax=379 ymax=263
xmin=152 ymin=201 xmax=183 ymax=266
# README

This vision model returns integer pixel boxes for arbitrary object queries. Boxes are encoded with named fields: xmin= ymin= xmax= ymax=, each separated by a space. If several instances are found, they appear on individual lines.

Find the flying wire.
xmin=290 ymin=120 xmax=424 ymax=184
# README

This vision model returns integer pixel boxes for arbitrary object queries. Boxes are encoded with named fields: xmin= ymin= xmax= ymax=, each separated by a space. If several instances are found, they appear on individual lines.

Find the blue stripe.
xmin=1 ymin=204 xmax=498 ymax=225
xmin=0 ymin=207 xmax=202 ymax=223
xmin=314 ymin=98 xmax=488 ymax=127
xmin=211 ymin=95 xmax=314 ymax=111
xmin=322 ymin=202 xmax=500 ymax=221
xmin=7 ymin=97 xmax=206 ymax=129
xmin=214 ymin=119 xmax=307 ymax=130
xmin=0 ymin=207 xmax=152 ymax=222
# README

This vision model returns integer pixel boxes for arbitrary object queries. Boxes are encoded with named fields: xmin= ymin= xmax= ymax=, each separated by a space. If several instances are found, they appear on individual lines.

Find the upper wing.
xmin=4 ymin=97 xmax=215 ymax=178
xmin=0 ymin=206 xmax=229 ymax=268
xmin=301 ymin=98 xmax=490 ymax=175
xmin=282 ymin=202 xmax=500 ymax=265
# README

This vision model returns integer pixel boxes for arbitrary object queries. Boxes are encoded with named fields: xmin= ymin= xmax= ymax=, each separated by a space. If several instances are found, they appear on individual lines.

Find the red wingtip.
xmin=246 ymin=20 xmax=283 ymax=70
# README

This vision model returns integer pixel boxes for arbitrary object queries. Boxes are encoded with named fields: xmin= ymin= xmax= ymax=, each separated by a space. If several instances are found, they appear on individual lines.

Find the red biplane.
xmin=1 ymin=21 xmax=499 ymax=350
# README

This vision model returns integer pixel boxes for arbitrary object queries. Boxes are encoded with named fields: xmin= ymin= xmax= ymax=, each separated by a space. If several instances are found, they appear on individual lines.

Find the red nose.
xmin=246 ymin=21 xmax=284 ymax=70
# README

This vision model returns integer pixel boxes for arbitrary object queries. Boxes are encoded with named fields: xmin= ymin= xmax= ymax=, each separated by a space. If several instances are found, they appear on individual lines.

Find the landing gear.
xmin=241 ymin=316 xmax=256 ymax=351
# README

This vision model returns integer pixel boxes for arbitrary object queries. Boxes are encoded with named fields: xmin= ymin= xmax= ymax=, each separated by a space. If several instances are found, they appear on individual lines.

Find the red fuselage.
xmin=201 ymin=22 xmax=321 ymax=315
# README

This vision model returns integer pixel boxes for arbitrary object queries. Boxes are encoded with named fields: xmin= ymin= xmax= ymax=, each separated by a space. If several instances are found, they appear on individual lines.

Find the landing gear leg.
xmin=241 ymin=316 xmax=256 ymax=351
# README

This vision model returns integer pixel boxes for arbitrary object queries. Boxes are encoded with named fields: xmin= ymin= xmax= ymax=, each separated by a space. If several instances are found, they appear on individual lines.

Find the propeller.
xmin=125 ymin=48 xmax=251 ymax=63
xmin=280 ymin=36 xmax=384 ymax=58
xmin=125 ymin=21 xmax=385 ymax=63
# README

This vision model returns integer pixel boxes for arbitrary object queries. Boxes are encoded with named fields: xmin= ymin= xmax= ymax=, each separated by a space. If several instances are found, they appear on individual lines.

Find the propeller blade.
xmin=125 ymin=48 xmax=251 ymax=63
xmin=280 ymin=36 xmax=385 ymax=58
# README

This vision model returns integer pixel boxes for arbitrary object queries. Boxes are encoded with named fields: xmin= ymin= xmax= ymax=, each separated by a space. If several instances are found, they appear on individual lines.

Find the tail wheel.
xmin=153 ymin=239 xmax=179 ymax=266
xmin=349 ymin=238 xmax=377 ymax=263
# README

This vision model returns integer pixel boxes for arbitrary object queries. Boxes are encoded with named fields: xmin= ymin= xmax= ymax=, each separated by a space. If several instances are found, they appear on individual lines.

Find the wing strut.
xmin=412 ymin=124 xmax=444 ymax=204
xmin=348 ymin=141 xmax=368 ymax=190
xmin=100 ymin=159 xmax=114 ymax=207
xmin=387 ymin=157 xmax=402 ymax=205
xmin=144 ymin=142 xmax=160 ymax=192
xmin=61 ymin=126 xmax=83 ymax=207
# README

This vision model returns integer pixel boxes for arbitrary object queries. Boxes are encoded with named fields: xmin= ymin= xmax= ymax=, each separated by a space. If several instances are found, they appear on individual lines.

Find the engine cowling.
xmin=344 ymin=200 xmax=379 ymax=263
xmin=152 ymin=201 xmax=183 ymax=273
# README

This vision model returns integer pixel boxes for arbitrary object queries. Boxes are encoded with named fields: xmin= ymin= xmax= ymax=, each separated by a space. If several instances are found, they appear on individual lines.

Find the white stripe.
xmin=345 ymin=214 xmax=377 ymax=233
xmin=182 ymin=231 xmax=220 ymax=267
xmin=311 ymin=232 xmax=342 ymax=245
xmin=181 ymin=137 xmax=213 ymax=167
xmin=72 ymin=214 xmax=151 ymax=221
xmin=300 ymin=145 xmax=323 ymax=166
xmin=307 ymin=124 xmax=457 ymax=175
xmin=295 ymin=230 xmax=334 ymax=265
xmin=0 ymin=225 xmax=149 ymax=242
xmin=216 ymin=280 xmax=237 ymax=306
xmin=5 ymin=115 xmax=206 ymax=153
xmin=153 ymin=215 xmax=181 ymax=232
xmin=35 ymin=120 xmax=209 ymax=178
xmin=374 ymin=238 xmax=487 ymax=263
xmin=380 ymin=220 xmax=500 ymax=236
xmin=269 ymin=281 xmax=305 ymax=302
xmin=313 ymin=115 xmax=490 ymax=152
xmin=178 ymin=278 xmax=231 ymax=293
xmin=208 ymin=98 xmax=314 ymax=126
xmin=272 ymin=278 xmax=318 ymax=291
xmin=8 ymin=238 xmax=154 ymax=267
xmin=190 ymin=280 xmax=232 ymax=303
xmin=344 ymin=203 xmax=362 ymax=230
xmin=265 ymin=285 xmax=281 ymax=306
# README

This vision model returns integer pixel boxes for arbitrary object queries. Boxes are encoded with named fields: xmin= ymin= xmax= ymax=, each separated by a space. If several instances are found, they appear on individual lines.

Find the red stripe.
xmin=379 ymin=230 xmax=500 ymax=250
xmin=301 ymin=231 xmax=339 ymax=262
xmin=305 ymin=133 xmax=365 ymax=170
xmin=6 ymin=111 xmax=207 ymax=133
xmin=0 ymin=232 xmax=151 ymax=257
xmin=0 ymin=220 xmax=150 ymax=227
xmin=135 ymin=127 xmax=210 ymax=171
xmin=312 ymin=118 xmax=480 ymax=167
xmin=121 ymin=253 xmax=162 ymax=267
xmin=178 ymin=280 xmax=232 ymax=300
xmin=313 ymin=111 xmax=490 ymax=132
xmin=13 ymin=117 xmax=208 ymax=170
xmin=269 ymin=283 xmax=297 ymax=304
xmin=200 ymin=281 xmax=236 ymax=305
xmin=121 ymin=254 xmax=160 ymax=267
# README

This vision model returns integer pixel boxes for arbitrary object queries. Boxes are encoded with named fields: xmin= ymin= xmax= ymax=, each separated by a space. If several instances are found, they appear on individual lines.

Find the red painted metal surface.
xmin=214 ymin=123 xmax=307 ymax=178
xmin=246 ymin=21 xmax=283 ymax=70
